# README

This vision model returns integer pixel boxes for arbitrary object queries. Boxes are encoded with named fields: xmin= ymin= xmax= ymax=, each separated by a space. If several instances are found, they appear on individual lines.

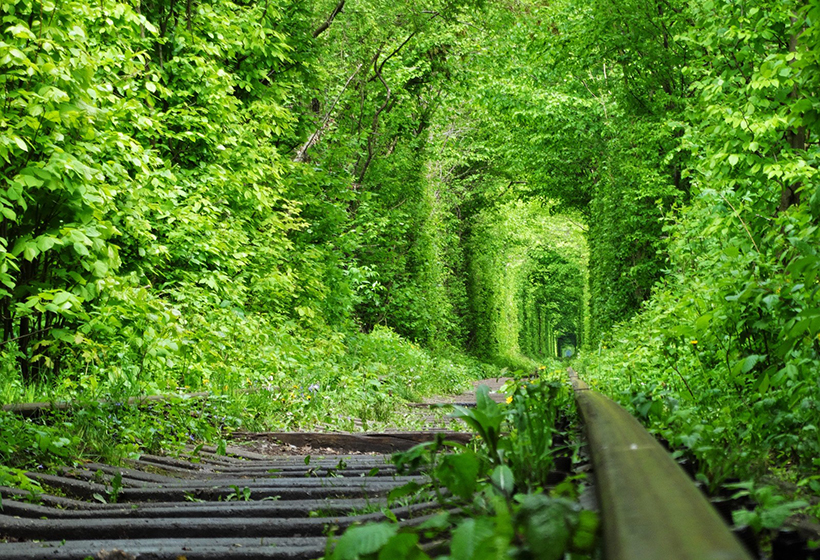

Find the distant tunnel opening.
xmin=518 ymin=247 xmax=585 ymax=361
xmin=558 ymin=333 xmax=577 ymax=358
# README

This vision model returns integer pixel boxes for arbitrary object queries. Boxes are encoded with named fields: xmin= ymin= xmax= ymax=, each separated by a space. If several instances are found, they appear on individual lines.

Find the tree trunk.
xmin=779 ymin=19 xmax=805 ymax=213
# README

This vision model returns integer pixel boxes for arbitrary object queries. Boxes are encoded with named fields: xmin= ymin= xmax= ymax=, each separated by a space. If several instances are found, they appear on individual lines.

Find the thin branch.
xmin=294 ymin=63 xmax=363 ymax=162
xmin=367 ymin=32 xmax=417 ymax=83
xmin=378 ymin=32 xmax=416 ymax=76
xmin=0 ymin=326 xmax=52 ymax=347
xmin=357 ymin=47 xmax=394 ymax=182
xmin=563 ymin=216 xmax=588 ymax=232
xmin=577 ymin=75 xmax=608 ymax=120
xmin=313 ymin=0 xmax=345 ymax=38
xmin=670 ymin=359 xmax=696 ymax=399
xmin=718 ymin=193 xmax=761 ymax=254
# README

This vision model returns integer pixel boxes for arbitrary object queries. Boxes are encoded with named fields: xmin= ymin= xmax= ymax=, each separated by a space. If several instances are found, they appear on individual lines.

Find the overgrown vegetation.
xmin=0 ymin=325 xmax=487 ymax=475
xmin=0 ymin=0 xmax=585 ymax=467
xmin=1 ymin=0 xmax=819 ymax=541
xmin=326 ymin=375 xmax=599 ymax=560
xmin=538 ymin=0 xmax=820 ymax=535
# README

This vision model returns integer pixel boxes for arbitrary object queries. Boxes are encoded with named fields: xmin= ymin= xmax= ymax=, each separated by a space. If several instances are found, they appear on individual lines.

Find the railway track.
xmin=568 ymin=369 xmax=753 ymax=560
xmin=0 ymin=438 xmax=453 ymax=560
xmin=2 ymin=375 xmax=811 ymax=559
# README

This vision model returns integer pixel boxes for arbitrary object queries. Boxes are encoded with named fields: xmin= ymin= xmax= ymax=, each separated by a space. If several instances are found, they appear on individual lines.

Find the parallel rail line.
xmin=569 ymin=368 xmax=753 ymax=560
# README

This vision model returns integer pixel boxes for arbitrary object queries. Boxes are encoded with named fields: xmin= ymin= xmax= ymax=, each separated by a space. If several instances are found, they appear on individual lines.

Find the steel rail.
xmin=568 ymin=368 xmax=753 ymax=560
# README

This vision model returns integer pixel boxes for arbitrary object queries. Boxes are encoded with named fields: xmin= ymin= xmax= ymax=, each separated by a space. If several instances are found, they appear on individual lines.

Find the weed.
xmin=328 ymin=377 xmax=599 ymax=560
xmin=224 ymin=485 xmax=252 ymax=502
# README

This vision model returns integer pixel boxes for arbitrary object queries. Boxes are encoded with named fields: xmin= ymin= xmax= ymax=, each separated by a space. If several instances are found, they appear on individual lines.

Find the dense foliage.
xmin=1 ymin=0 xmax=819 ymax=532
xmin=0 ymin=0 xmax=584 ymax=404
xmin=536 ymin=0 xmax=820 ymax=523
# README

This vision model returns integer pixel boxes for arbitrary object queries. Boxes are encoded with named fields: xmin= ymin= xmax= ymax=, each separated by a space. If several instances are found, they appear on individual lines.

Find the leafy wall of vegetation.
xmin=531 ymin=0 xmax=820 ymax=492
xmin=2 ymin=0 xmax=818 ymax=520
xmin=0 ymin=0 xmax=586 ymax=410
xmin=467 ymin=202 xmax=586 ymax=368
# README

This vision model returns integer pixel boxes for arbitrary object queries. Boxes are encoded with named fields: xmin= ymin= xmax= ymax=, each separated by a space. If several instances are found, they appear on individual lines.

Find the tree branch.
xmin=313 ymin=0 xmax=345 ymax=38
xmin=367 ymin=31 xmax=417 ymax=83
xmin=294 ymin=63 xmax=363 ymax=162
xmin=357 ymin=48 xmax=394 ymax=182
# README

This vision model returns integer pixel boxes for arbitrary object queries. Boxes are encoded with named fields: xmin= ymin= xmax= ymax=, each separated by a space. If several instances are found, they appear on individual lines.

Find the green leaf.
xmin=491 ymin=465 xmax=514 ymax=496
xmin=52 ymin=292 xmax=71 ymax=306
xmin=436 ymin=452 xmax=479 ymax=500
xmin=13 ymin=136 xmax=28 ymax=152
xmin=571 ymin=510 xmax=599 ymax=551
xmin=695 ymin=313 xmax=712 ymax=330
xmin=416 ymin=511 xmax=450 ymax=531
xmin=757 ymin=373 xmax=770 ymax=394
xmin=73 ymin=242 xmax=89 ymax=257
xmin=741 ymin=354 xmax=764 ymax=374
xmin=388 ymin=481 xmax=421 ymax=502
xmin=377 ymin=533 xmax=427 ymax=560
xmin=517 ymin=495 xmax=575 ymax=560
xmin=36 ymin=236 xmax=59 ymax=252
xmin=759 ymin=501 xmax=808 ymax=529
xmin=23 ymin=244 xmax=38 ymax=261
xmin=451 ymin=518 xmax=495 ymax=560
xmin=92 ymin=260 xmax=109 ymax=277
xmin=381 ymin=507 xmax=398 ymax=523
xmin=723 ymin=246 xmax=740 ymax=258
xmin=333 ymin=523 xmax=398 ymax=560
xmin=7 ymin=25 xmax=37 ymax=40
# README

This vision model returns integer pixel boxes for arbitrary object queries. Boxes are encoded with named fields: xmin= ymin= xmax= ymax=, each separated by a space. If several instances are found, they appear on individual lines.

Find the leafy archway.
xmin=519 ymin=248 xmax=585 ymax=361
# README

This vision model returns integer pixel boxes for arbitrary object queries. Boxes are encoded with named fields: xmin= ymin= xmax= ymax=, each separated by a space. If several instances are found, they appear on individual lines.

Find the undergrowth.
xmin=0 ymin=325 xmax=495 ymax=485
xmin=578 ymin=311 xmax=820 ymax=542
xmin=323 ymin=373 xmax=599 ymax=560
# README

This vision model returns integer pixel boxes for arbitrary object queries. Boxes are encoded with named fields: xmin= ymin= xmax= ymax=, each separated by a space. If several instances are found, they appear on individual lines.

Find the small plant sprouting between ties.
xmin=325 ymin=377 xmax=599 ymax=560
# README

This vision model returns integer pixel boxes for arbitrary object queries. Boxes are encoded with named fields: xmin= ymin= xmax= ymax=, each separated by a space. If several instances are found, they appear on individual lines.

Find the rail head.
xmin=567 ymin=368 xmax=752 ymax=560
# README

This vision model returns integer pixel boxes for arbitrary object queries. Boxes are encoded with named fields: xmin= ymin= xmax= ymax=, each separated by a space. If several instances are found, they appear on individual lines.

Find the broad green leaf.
xmin=741 ymin=354 xmax=764 ymax=374
xmin=52 ymin=292 xmax=71 ymax=306
xmin=518 ymin=495 xmax=574 ymax=560
xmin=491 ymin=465 xmax=514 ymax=496
xmin=436 ymin=452 xmax=479 ymax=500
xmin=451 ymin=518 xmax=495 ymax=560
xmin=377 ymin=533 xmax=427 ymax=560
xmin=23 ymin=244 xmax=38 ymax=261
xmin=388 ymin=481 xmax=421 ymax=502
xmin=13 ymin=136 xmax=28 ymax=152
xmin=333 ymin=523 xmax=398 ymax=560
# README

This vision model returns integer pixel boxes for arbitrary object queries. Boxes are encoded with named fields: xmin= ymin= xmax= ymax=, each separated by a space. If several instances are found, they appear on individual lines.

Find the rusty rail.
xmin=568 ymin=368 xmax=752 ymax=560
